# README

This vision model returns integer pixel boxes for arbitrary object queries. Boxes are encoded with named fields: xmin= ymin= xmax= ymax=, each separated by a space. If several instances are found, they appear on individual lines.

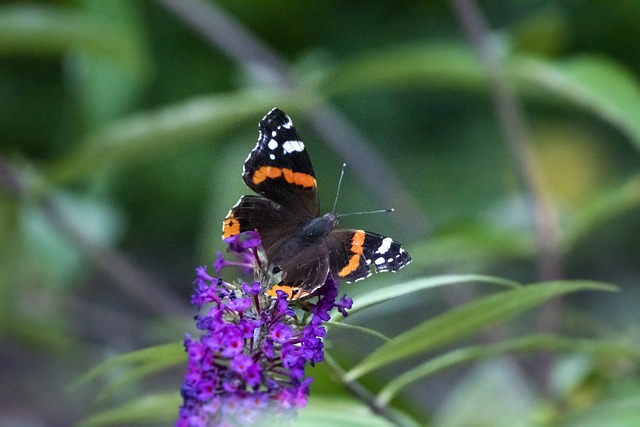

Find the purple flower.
xmin=186 ymin=338 xmax=206 ymax=361
xmin=215 ymin=231 xmax=262 ymax=276
xmin=213 ymin=251 xmax=230 ymax=274
xmin=269 ymin=322 xmax=293 ymax=343
xmin=244 ymin=364 xmax=262 ymax=388
xmin=336 ymin=294 xmax=354 ymax=317
xmin=227 ymin=296 xmax=252 ymax=312
xmin=224 ymin=231 xmax=261 ymax=257
xmin=220 ymin=328 xmax=244 ymax=357
xmin=230 ymin=353 xmax=253 ymax=374
xmin=241 ymin=282 xmax=261 ymax=296
xmin=176 ymin=231 xmax=352 ymax=426
xmin=262 ymin=339 xmax=275 ymax=359
xmin=238 ymin=319 xmax=259 ymax=339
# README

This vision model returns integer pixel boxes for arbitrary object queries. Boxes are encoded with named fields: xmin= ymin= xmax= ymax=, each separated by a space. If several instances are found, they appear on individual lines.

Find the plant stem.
xmin=0 ymin=155 xmax=189 ymax=318
xmin=323 ymin=351 xmax=418 ymax=427
xmin=450 ymin=0 xmax=563 ymax=390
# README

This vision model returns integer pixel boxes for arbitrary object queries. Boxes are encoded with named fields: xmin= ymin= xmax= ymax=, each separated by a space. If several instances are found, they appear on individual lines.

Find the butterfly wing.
xmin=223 ymin=195 xmax=302 ymax=257
xmin=265 ymin=242 xmax=330 ymax=300
xmin=328 ymin=229 xmax=412 ymax=283
xmin=224 ymin=196 xmax=332 ymax=300
xmin=224 ymin=109 xmax=325 ymax=297
xmin=242 ymin=108 xmax=319 ymax=217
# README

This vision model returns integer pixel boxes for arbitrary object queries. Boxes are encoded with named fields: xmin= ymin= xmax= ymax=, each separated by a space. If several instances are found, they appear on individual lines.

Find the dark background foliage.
xmin=1 ymin=1 xmax=639 ymax=426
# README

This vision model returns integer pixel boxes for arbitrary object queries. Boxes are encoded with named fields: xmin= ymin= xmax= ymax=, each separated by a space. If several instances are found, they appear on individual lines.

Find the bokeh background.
xmin=1 ymin=1 xmax=640 ymax=426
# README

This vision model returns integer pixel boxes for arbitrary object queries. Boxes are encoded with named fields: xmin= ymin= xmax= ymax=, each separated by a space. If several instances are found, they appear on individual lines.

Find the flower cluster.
xmin=176 ymin=231 xmax=352 ymax=426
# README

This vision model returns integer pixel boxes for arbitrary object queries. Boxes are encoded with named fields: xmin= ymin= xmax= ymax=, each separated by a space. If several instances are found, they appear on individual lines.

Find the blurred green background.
xmin=1 ymin=1 xmax=640 ymax=426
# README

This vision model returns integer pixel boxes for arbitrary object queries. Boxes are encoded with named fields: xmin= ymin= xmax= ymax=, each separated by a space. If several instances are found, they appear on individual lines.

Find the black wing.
xmin=223 ymin=195 xmax=301 ymax=260
xmin=223 ymin=195 xmax=330 ymax=300
xmin=242 ymin=108 xmax=319 ymax=217
xmin=266 ymin=241 xmax=331 ymax=300
xmin=328 ymin=229 xmax=412 ymax=283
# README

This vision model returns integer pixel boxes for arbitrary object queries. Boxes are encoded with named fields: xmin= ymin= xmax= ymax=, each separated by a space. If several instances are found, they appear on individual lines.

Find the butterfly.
xmin=222 ymin=108 xmax=411 ymax=299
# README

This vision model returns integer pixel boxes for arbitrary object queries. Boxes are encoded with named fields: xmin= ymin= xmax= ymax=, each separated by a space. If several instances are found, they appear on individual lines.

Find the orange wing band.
xmin=252 ymin=166 xmax=316 ymax=188
xmin=222 ymin=213 xmax=241 ymax=238
xmin=266 ymin=284 xmax=310 ymax=300
xmin=338 ymin=230 xmax=366 ymax=277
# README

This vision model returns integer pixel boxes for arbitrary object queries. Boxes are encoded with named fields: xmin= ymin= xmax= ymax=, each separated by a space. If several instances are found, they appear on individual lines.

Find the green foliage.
xmin=1 ymin=1 xmax=640 ymax=426
xmin=346 ymin=281 xmax=616 ymax=381
xmin=73 ymin=342 xmax=184 ymax=402
xmin=377 ymin=334 xmax=640 ymax=405
xmin=345 ymin=274 xmax=520 ymax=315
xmin=77 ymin=393 xmax=180 ymax=427
xmin=511 ymin=55 xmax=640 ymax=150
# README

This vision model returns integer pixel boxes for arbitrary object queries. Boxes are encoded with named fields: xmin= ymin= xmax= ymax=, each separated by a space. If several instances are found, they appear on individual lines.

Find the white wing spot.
xmin=376 ymin=237 xmax=393 ymax=254
xmin=374 ymin=257 xmax=385 ymax=265
xmin=271 ymin=130 xmax=277 ymax=137
xmin=268 ymin=139 xmax=278 ymax=150
xmin=282 ymin=117 xmax=293 ymax=129
xmin=282 ymin=140 xmax=305 ymax=154
xmin=269 ymin=154 xmax=275 ymax=160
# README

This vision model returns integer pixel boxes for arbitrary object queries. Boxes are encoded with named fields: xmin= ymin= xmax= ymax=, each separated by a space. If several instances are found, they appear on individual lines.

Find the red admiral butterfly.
xmin=222 ymin=108 xmax=411 ymax=299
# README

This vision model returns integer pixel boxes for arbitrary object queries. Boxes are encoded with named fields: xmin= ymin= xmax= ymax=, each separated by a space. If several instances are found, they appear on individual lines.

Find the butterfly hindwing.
xmin=267 ymin=241 xmax=331 ymax=299
xmin=328 ymin=229 xmax=411 ymax=283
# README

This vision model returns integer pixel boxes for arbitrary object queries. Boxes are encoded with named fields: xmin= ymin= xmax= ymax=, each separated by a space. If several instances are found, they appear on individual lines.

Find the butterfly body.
xmin=222 ymin=108 xmax=411 ymax=299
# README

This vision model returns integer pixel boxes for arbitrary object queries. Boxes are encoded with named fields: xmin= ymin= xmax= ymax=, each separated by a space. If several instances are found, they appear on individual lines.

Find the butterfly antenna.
xmin=331 ymin=163 xmax=347 ymax=214
xmin=339 ymin=208 xmax=395 ymax=218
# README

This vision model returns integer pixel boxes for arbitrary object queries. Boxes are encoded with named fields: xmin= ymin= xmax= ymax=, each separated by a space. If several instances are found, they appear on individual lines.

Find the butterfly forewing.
xmin=223 ymin=195 xmax=303 ymax=260
xmin=242 ymin=108 xmax=319 ymax=217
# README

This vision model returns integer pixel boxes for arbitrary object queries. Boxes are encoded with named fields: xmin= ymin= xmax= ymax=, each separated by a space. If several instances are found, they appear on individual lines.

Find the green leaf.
xmin=298 ymin=396 xmax=418 ymax=427
xmin=0 ymin=3 xmax=152 ymax=126
xmin=377 ymin=334 xmax=640 ymax=405
xmin=78 ymin=394 xmax=414 ymax=427
xmin=0 ymin=5 xmax=145 ymax=68
xmin=512 ymin=54 xmax=640 ymax=151
xmin=323 ymin=42 xmax=640 ymax=153
xmin=345 ymin=275 xmax=520 ymax=317
xmin=77 ymin=392 xmax=179 ymax=427
xmin=73 ymin=342 xmax=184 ymax=394
xmin=0 ymin=197 xmax=26 ymax=318
xmin=410 ymin=222 xmax=534 ymax=268
xmin=73 ymin=0 xmax=152 ymax=126
xmin=323 ymin=42 xmax=485 ymax=97
xmin=433 ymin=358 xmax=537 ymax=427
xmin=19 ymin=190 xmax=123 ymax=289
xmin=3 ymin=315 xmax=78 ymax=354
xmin=47 ymin=90 xmax=319 ymax=184
xmin=563 ymin=174 xmax=640 ymax=251
xmin=326 ymin=321 xmax=391 ymax=342
xmin=560 ymin=398 xmax=640 ymax=427
xmin=509 ymin=7 xmax=569 ymax=57
xmin=345 ymin=281 xmax=616 ymax=381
